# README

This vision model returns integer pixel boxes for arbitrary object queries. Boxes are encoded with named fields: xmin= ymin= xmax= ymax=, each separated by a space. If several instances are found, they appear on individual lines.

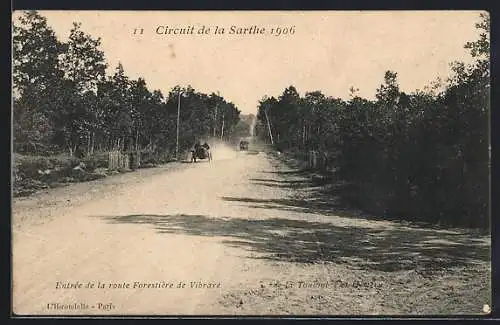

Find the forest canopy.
xmin=13 ymin=11 xmax=242 ymax=158
xmin=254 ymin=13 xmax=490 ymax=228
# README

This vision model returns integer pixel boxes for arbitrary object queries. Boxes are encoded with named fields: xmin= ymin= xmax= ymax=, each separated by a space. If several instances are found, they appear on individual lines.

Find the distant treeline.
xmin=13 ymin=11 xmax=243 ymax=158
xmin=255 ymin=14 xmax=490 ymax=229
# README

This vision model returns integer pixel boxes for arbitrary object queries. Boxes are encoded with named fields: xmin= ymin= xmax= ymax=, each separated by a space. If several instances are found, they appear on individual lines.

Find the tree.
xmin=12 ymin=10 xmax=65 ymax=154
xmin=129 ymin=78 xmax=152 ymax=151
xmin=464 ymin=12 xmax=490 ymax=59
xmin=376 ymin=70 xmax=400 ymax=112
xmin=12 ymin=10 xmax=245 ymax=165
xmin=57 ymin=22 xmax=108 ymax=155
xmin=101 ymin=63 xmax=133 ymax=151
xmin=13 ymin=11 xmax=65 ymax=95
xmin=59 ymin=22 xmax=107 ymax=93
xmin=13 ymin=97 xmax=54 ymax=153
xmin=256 ymin=96 xmax=279 ymax=144
xmin=252 ymin=13 xmax=489 ymax=228
xmin=301 ymin=91 xmax=326 ymax=149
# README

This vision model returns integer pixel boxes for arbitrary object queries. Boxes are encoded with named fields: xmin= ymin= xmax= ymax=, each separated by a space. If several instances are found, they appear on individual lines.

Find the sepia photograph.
xmin=11 ymin=10 xmax=491 ymax=316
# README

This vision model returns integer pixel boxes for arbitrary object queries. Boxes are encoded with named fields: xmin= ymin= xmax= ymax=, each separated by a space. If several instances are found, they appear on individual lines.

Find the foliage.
xmin=12 ymin=11 xmax=241 ymax=160
xmin=12 ymin=153 xmax=106 ymax=197
xmin=256 ymin=14 xmax=490 ymax=228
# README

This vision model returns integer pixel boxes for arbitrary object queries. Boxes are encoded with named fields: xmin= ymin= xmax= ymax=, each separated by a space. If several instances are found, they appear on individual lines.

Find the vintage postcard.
xmin=11 ymin=10 xmax=491 ymax=316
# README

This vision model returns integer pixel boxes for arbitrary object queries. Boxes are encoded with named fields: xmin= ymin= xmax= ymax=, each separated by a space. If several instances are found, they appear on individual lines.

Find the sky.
xmin=14 ymin=10 xmax=486 ymax=114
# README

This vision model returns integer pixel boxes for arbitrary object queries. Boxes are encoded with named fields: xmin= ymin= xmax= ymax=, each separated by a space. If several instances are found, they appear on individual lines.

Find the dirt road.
xmin=12 ymin=144 xmax=491 ymax=316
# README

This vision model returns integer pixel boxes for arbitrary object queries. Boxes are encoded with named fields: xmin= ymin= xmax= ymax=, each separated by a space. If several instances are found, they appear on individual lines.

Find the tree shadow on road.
xmin=248 ymin=178 xmax=319 ymax=190
xmin=255 ymin=155 xmax=490 ymax=235
xmin=221 ymin=195 xmax=350 ymax=218
xmin=100 ymin=213 xmax=489 ymax=274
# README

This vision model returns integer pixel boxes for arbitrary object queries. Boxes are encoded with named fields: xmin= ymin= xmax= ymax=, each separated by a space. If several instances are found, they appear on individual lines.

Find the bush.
xmin=142 ymin=150 xmax=174 ymax=165
xmin=14 ymin=154 xmax=74 ymax=181
xmin=81 ymin=152 xmax=109 ymax=171
xmin=15 ymin=155 xmax=51 ymax=179
xmin=12 ymin=153 xmax=109 ymax=197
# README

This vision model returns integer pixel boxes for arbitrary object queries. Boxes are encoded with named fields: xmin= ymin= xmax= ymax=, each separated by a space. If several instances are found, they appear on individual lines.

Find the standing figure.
xmin=191 ymin=141 xmax=202 ymax=162
xmin=202 ymin=142 xmax=212 ymax=161
xmin=194 ymin=141 xmax=201 ymax=151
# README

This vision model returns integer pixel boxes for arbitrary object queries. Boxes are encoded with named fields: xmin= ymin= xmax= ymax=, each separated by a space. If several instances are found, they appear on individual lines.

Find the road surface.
xmin=12 ymin=144 xmax=491 ymax=316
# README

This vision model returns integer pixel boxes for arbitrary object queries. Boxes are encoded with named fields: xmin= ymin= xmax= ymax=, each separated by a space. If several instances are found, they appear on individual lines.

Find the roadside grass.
xmin=13 ymin=153 xmax=105 ymax=197
xmin=11 ymin=152 xmax=170 ymax=198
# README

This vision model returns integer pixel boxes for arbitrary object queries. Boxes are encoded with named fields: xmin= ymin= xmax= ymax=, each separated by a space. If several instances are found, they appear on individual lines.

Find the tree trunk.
xmin=302 ymin=124 xmax=306 ymax=147
xmin=87 ymin=131 xmax=91 ymax=155
xmin=264 ymin=109 xmax=274 ymax=145
xmin=220 ymin=113 xmax=225 ymax=140
xmin=66 ymin=139 xmax=74 ymax=156
xmin=213 ymin=104 xmax=218 ymax=137
xmin=135 ymin=129 xmax=139 ymax=152
xmin=91 ymin=132 xmax=95 ymax=155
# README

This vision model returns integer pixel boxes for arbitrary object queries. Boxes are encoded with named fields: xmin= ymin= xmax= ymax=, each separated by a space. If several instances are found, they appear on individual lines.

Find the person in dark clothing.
xmin=202 ymin=142 xmax=210 ymax=151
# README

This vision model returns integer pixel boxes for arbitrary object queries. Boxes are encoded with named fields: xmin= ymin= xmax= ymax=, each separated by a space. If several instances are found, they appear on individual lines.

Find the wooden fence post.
xmin=108 ymin=151 xmax=113 ymax=170
xmin=108 ymin=150 xmax=131 ymax=171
